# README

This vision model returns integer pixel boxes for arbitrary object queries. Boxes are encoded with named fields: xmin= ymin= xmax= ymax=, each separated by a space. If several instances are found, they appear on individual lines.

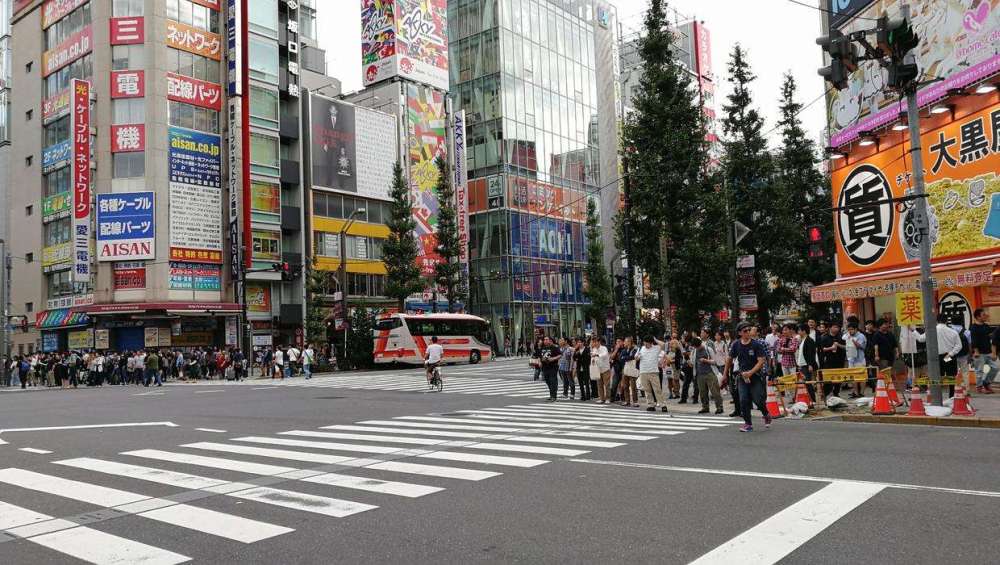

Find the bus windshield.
xmin=404 ymin=318 xmax=492 ymax=345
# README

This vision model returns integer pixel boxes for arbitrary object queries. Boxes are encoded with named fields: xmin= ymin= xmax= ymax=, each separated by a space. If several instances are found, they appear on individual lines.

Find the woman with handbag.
xmin=620 ymin=337 xmax=640 ymax=407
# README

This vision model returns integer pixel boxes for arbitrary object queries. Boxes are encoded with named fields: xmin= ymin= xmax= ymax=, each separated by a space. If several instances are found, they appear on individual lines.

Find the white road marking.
xmin=323 ymin=425 xmax=489 ymax=438
xmin=394 ymin=416 xmax=554 ymax=428
xmin=0 ymin=421 xmax=178 ymax=434
xmin=0 ymin=500 xmax=53 ymax=530
xmin=193 ymin=390 xmax=225 ymax=394
xmin=31 ymin=524 xmax=191 ymax=565
xmin=301 ymin=473 xmax=443 ymax=498
xmin=139 ymin=503 xmax=293 ymax=543
xmin=688 ymin=481 xmax=885 ymax=565
xmin=464 ymin=442 xmax=588 ymax=456
xmin=487 ymin=406 xmax=736 ymax=425
xmin=55 ymin=458 xmax=234 ymax=490
xmin=195 ymin=428 xmax=228 ymax=433
xmin=18 ymin=448 xmax=53 ymax=454
xmin=365 ymin=460 xmax=501 ymax=481
xmin=542 ymin=430 xmax=658 ymax=440
xmin=280 ymin=430 xmax=447 ymax=446
xmin=231 ymin=436 xmax=405 ymax=454
xmin=181 ymin=442 xmax=359 ymax=465
xmin=0 ymin=468 xmax=149 ymax=507
xmin=463 ymin=413 xmax=711 ymax=431
xmin=416 ymin=451 xmax=547 ymax=468
xmin=226 ymin=486 xmax=376 ymax=518
xmin=505 ymin=435 xmax=626 ymax=448
xmin=123 ymin=449 xmax=298 ymax=475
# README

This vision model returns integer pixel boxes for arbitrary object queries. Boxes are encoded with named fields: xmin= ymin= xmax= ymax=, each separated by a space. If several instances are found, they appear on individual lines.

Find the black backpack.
xmin=957 ymin=330 xmax=970 ymax=358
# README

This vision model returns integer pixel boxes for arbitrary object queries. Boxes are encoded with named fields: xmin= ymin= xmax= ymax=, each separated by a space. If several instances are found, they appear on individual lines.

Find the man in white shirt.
xmin=590 ymin=336 xmax=612 ymax=404
xmin=287 ymin=346 xmax=300 ymax=377
xmin=916 ymin=314 xmax=963 ymax=393
xmin=636 ymin=336 xmax=669 ymax=413
xmin=302 ymin=343 xmax=315 ymax=379
xmin=425 ymin=336 xmax=444 ymax=385
xmin=273 ymin=347 xmax=285 ymax=379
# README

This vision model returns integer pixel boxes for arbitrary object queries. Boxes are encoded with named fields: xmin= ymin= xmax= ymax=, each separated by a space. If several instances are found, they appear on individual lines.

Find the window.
xmin=250 ymin=132 xmax=279 ymax=176
xmin=25 ymin=61 xmax=32 ymax=73
xmin=112 ymin=45 xmax=145 ymax=71
xmin=249 ymin=0 xmax=279 ymax=37
xmin=300 ymin=0 xmax=317 ymax=40
xmin=44 ymin=54 xmax=92 ymax=98
xmin=252 ymin=230 xmax=281 ymax=262
xmin=249 ymin=85 xmax=279 ymax=128
xmin=25 ymin=303 xmax=33 ymax=313
xmin=44 ymin=167 xmax=70 ymax=197
xmin=25 ymin=253 xmax=34 ymax=263
xmin=168 ymin=101 xmax=219 ymax=133
xmin=25 ymin=205 xmax=33 ymax=216
xmin=46 ymin=271 xmax=73 ymax=298
xmin=113 ymin=152 xmax=145 ymax=178
xmin=249 ymin=37 xmax=279 ymax=84
xmin=25 ymin=155 xmax=32 ymax=167
xmin=25 ymin=109 xmax=32 ymax=121
xmin=45 ymin=219 xmax=71 ymax=246
xmin=250 ymin=180 xmax=281 ymax=215
xmin=45 ymin=3 xmax=91 ymax=50
xmin=113 ymin=0 xmax=144 ymax=16
xmin=44 ymin=115 xmax=69 ymax=146
xmin=113 ymin=98 xmax=145 ymax=124
xmin=166 ymin=0 xmax=220 ymax=34
xmin=165 ymin=49 xmax=220 ymax=83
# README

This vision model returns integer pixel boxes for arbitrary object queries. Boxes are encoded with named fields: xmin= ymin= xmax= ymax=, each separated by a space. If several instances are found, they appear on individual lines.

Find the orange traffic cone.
xmin=952 ymin=384 xmax=977 ymax=416
xmin=794 ymin=381 xmax=813 ymax=408
xmin=766 ymin=384 xmax=785 ymax=418
xmin=907 ymin=385 xmax=926 ymax=416
xmin=871 ymin=378 xmax=895 ymax=415
xmin=886 ymin=379 xmax=901 ymax=406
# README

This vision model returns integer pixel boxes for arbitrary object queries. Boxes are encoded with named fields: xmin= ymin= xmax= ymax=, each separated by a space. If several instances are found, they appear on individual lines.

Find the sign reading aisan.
xmin=96 ymin=192 xmax=155 ymax=262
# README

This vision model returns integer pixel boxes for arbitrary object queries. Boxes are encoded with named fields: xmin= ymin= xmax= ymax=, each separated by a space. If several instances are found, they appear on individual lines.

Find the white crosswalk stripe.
xmin=0 ymin=397 xmax=734 ymax=563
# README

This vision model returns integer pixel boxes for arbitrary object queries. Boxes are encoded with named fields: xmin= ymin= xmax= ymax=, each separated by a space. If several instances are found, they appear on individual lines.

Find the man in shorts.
xmin=425 ymin=336 xmax=444 ymax=385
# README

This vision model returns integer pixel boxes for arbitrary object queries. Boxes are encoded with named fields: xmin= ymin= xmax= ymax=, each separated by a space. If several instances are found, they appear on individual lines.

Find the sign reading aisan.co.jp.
xmin=96 ymin=192 xmax=155 ymax=262
xmin=169 ymin=126 xmax=223 ymax=264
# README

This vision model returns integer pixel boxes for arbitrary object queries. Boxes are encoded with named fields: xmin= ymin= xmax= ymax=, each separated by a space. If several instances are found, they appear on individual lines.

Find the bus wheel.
xmin=470 ymin=350 xmax=482 ymax=364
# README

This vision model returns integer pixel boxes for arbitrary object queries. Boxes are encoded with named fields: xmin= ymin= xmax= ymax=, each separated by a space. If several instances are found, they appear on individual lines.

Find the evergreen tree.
xmin=619 ymin=0 xmax=729 ymax=329
xmin=303 ymin=257 xmax=331 ymax=347
xmin=583 ymin=198 xmax=613 ymax=329
xmin=432 ymin=156 xmax=462 ymax=312
xmin=344 ymin=307 xmax=378 ymax=370
xmin=383 ymin=161 xmax=423 ymax=311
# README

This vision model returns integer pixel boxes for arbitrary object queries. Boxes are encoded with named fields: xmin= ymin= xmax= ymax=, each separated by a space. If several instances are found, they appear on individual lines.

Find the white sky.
xmin=319 ymin=0 xmax=828 ymax=147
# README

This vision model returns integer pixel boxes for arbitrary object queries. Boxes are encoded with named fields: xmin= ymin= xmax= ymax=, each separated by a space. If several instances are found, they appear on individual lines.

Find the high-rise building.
xmin=4 ymin=0 xmax=329 ymax=355
xmin=448 ymin=0 xmax=620 ymax=350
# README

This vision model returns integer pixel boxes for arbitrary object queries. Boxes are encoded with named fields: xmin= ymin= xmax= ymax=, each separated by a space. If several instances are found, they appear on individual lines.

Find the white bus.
xmin=373 ymin=313 xmax=495 ymax=365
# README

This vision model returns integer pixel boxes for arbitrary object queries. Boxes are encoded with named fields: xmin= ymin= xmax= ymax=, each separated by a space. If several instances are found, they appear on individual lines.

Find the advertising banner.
xmin=42 ymin=243 xmax=72 ymax=272
xmin=42 ymin=0 xmax=90 ymax=30
xmin=246 ymin=284 xmax=271 ymax=313
xmin=310 ymin=95 xmax=396 ymax=200
xmin=96 ymin=192 xmax=155 ymax=262
xmin=165 ymin=19 xmax=222 ymax=61
xmin=110 ymin=16 xmax=144 ymax=45
xmin=95 ymin=329 xmax=110 ymax=350
xmin=509 ymin=177 xmax=586 ymax=222
xmin=43 ymin=192 xmax=71 ymax=221
xmin=362 ymin=0 xmax=449 ymax=91
xmin=71 ymin=79 xmax=92 ymax=284
xmin=167 ymin=73 xmax=223 ymax=111
xmin=43 ymin=25 xmax=92 ymax=77
xmin=42 ymin=89 xmax=71 ymax=122
xmin=828 ymin=0 xmax=1000 ymax=147
xmin=169 ymin=126 xmax=223 ymax=263
xmin=226 ymin=0 xmax=243 ymax=96
xmin=110 ymin=70 xmax=145 ymax=99
xmin=113 ymin=263 xmax=147 ymax=290
xmin=68 ymin=329 xmax=94 ymax=351
xmin=832 ymin=103 xmax=1000 ymax=277
xmin=510 ymin=213 xmax=581 ymax=262
xmin=512 ymin=260 xmax=583 ymax=304
xmin=453 ymin=110 xmax=469 ymax=279
xmin=250 ymin=181 xmax=280 ymax=214
xmin=406 ymin=83 xmax=447 ymax=275
xmin=169 ymin=262 xmax=222 ymax=291
xmin=41 ymin=140 xmax=71 ymax=172
xmin=110 ymin=124 xmax=146 ymax=153
xmin=826 ymin=0 xmax=876 ymax=29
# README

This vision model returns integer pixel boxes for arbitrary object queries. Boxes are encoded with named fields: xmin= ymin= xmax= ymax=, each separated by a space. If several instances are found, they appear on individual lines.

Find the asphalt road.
xmin=1 ymin=359 xmax=998 ymax=564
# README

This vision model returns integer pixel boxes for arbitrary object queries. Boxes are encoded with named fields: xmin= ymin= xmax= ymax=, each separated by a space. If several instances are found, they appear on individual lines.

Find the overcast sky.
xmin=319 ymin=0 xmax=828 ymax=147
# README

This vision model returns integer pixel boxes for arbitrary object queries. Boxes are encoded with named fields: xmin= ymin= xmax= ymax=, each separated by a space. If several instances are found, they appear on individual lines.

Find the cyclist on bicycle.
xmin=425 ymin=336 xmax=444 ymax=385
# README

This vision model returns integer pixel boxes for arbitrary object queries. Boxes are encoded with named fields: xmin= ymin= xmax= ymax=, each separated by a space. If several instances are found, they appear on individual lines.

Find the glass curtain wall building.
xmin=449 ymin=0 xmax=617 ymax=351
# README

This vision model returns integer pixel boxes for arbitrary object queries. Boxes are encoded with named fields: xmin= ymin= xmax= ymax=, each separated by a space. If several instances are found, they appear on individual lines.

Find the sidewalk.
xmin=840 ymin=391 xmax=1000 ymax=428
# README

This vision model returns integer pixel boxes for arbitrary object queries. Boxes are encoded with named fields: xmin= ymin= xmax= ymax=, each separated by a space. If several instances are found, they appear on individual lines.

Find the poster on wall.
xmin=168 ymin=126 xmax=223 ymax=263
xmin=309 ymin=95 xmax=397 ymax=200
xmin=113 ymin=262 xmax=147 ymax=290
xmin=169 ymin=262 xmax=222 ymax=291
xmin=827 ymin=0 xmax=1000 ymax=147
xmin=246 ymin=284 xmax=271 ymax=314
xmin=406 ymin=83 xmax=447 ymax=275
xmin=361 ymin=0 xmax=449 ymax=91
xmin=832 ymin=103 xmax=1000 ymax=277
xmin=96 ymin=192 xmax=155 ymax=262
xmin=69 ymin=329 xmax=94 ymax=350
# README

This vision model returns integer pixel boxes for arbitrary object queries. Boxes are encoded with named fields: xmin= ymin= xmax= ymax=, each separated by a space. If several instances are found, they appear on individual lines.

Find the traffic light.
xmin=816 ymin=29 xmax=858 ymax=91
xmin=271 ymin=262 xmax=292 ymax=280
xmin=807 ymin=226 xmax=824 ymax=259
xmin=877 ymin=13 xmax=919 ymax=90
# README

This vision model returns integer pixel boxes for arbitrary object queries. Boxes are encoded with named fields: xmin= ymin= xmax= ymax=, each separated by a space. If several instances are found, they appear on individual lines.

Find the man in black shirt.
xmin=539 ymin=336 xmax=563 ymax=401
xmin=971 ymin=308 xmax=996 ymax=393
xmin=819 ymin=322 xmax=847 ymax=399
xmin=871 ymin=319 xmax=900 ymax=370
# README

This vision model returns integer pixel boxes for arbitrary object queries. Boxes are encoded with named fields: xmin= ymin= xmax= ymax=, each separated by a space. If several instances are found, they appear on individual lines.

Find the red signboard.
xmin=72 ymin=79 xmax=91 ymax=283
xmin=43 ymin=26 xmax=93 ymax=77
xmin=165 ymin=20 xmax=222 ymax=61
xmin=42 ymin=89 xmax=71 ymax=121
xmin=190 ymin=0 xmax=221 ymax=10
xmin=110 ymin=17 xmax=145 ymax=45
xmin=110 ymin=70 xmax=145 ymax=99
xmin=113 ymin=267 xmax=146 ymax=290
xmin=110 ymin=124 xmax=146 ymax=153
xmin=42 ymin=0 xmax=89 ymax=29
xmin=166 ymin=73 xmax=223 ymax=111
xmin=169 ymin=247 xmax=223 ymax=264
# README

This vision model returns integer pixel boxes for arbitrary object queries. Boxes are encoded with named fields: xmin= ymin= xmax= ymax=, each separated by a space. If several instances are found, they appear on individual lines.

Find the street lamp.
xmin=338 ymin=209 xmax=366 ymax=363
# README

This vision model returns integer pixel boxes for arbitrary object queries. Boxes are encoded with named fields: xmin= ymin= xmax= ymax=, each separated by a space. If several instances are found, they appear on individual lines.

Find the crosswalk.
xmin=0 ymin=402 xmax=736 ymax=563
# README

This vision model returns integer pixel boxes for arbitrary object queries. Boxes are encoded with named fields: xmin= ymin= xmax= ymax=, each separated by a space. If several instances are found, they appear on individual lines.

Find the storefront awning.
xmin=810 ymin=260 xmax=995 ymax=303
xmin=36 ymin=309 xmax=91 ymax=329
xmin=82 ymin=302 xmax=241 ymax=315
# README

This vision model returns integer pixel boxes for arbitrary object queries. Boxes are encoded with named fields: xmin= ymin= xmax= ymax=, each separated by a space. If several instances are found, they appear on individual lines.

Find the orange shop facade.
xmin=812 ymin=94 xmax=1000 ymax=328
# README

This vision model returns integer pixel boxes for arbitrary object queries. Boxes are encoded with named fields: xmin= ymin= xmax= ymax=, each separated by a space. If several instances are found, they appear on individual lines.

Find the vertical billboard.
xmin=168 ymin=126 xmax=223 ymax=263
xmin=827 ymin=0 xmax=1000 ymax=147
xmin=361 ymin=0 xmax=449 ymax=91
xmin=71 ymin=79 xmax=92 ymax=284
xmin=96 ymin=193 xmax=155 ymax=262
xmin=406 ymin=83 xmax=447 ymax=275
xmin=309 ymin=95 xmax=397 ymax=199
xmin=453 ymin=110 xmax=469 ymax=283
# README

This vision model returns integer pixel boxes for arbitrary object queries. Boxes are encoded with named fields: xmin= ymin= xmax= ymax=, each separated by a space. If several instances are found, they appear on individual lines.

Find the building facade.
xmin=5 ymin=0 xmax=326 ymax=354
xmin=448 ymin=0 xmax=620 ymax=350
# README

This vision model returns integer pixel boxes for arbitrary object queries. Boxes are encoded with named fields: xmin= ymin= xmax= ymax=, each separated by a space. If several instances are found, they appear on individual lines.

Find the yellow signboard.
xmin=895 ymin=292 xmax=925 ymax=327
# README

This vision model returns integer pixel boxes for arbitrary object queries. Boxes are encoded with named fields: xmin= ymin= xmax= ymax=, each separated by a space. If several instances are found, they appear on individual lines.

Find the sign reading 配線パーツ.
xmin=167 ymin=73 xmax=222 ymax=111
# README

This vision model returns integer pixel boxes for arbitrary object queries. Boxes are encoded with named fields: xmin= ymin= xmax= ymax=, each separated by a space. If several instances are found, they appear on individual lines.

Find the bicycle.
xmin=427 ymin=363 xmax=443 ymax=392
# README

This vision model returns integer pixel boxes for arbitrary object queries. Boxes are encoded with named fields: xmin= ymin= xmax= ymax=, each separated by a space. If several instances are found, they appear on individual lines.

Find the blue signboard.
xmin=510 ymin=213 xmax=582 ymax=262
xmin=42 ymin=139 xmax=71 ymax=171
xmin=168 ymin=126 xmax=222 ymax=187
xmin=512 ymin=260 xmax=585 ymax=304
xmin=96 ymin=192 xmax=155 ymax=261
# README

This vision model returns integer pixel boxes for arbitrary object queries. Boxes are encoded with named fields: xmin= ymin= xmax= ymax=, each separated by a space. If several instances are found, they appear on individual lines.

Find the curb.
xmin=840 ymin=414 xmax=1000 ymax=428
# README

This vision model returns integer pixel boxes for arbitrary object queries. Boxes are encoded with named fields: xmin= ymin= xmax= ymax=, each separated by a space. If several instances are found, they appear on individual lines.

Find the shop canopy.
xmin=36 ymin=309 xmax=91 ymax=329
xmin=810 ymin=260 xmax=996 ymax=303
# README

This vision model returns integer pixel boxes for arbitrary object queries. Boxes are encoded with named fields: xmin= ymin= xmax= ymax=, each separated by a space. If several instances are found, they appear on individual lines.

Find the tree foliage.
xmin=583 ymin=198 xmax=613 ymax=327
xmin=619 ymin=0 xmax=729 ymax=330
xmin=304 ymin=257 xmax=331 ymax=346
xmin=433 ymin=156 xmax=463 ymax=312
xmin=383 ymin=161 xmax=423 ymax=311
xmin=342 ymin=307 xmax=379 ymax=370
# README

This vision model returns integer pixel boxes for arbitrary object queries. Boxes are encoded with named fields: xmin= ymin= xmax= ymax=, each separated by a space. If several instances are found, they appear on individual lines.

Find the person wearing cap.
xmin=723 ymin=322 xmax=771 ymax=432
